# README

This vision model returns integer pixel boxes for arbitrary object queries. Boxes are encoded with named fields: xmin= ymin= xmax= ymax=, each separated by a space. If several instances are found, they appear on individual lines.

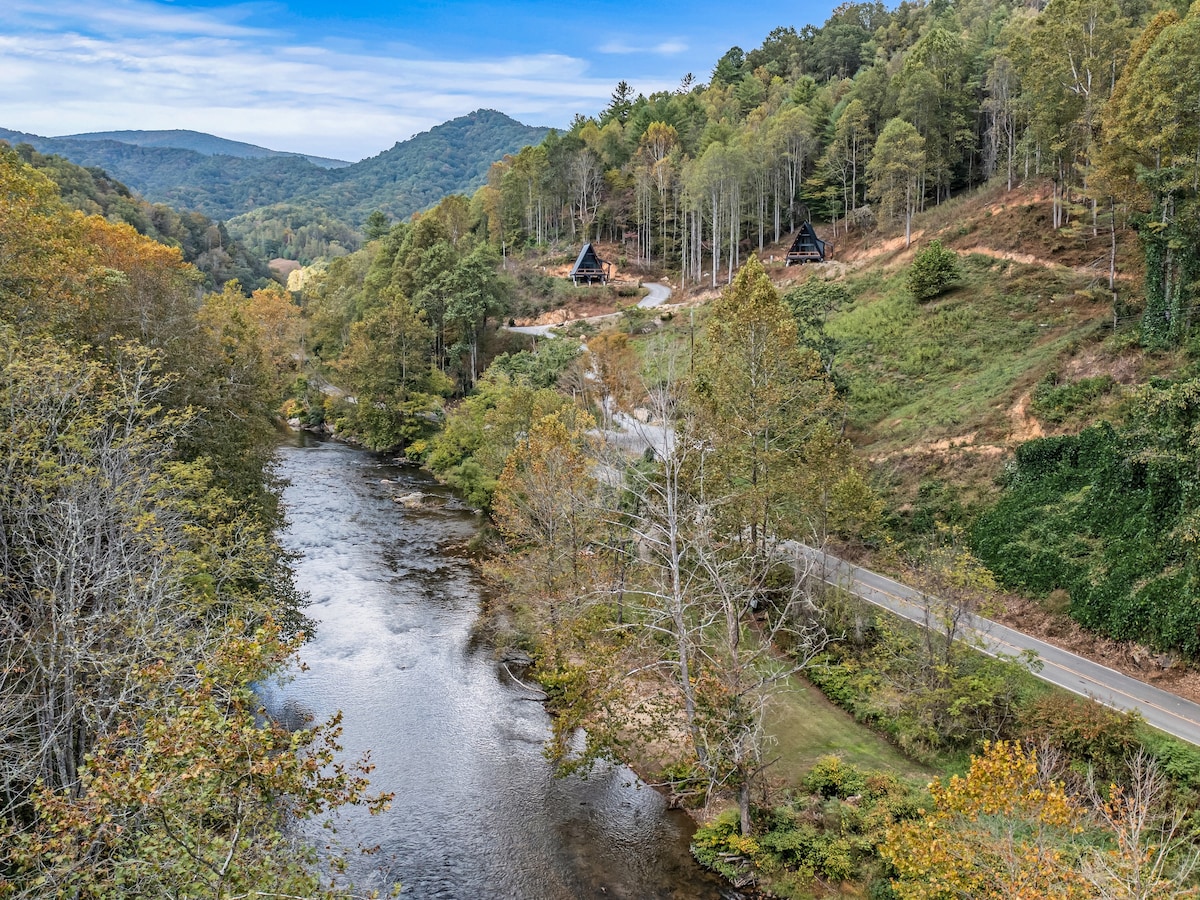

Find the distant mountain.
xmin=0 ymin=126 xmax=330 ymax=218
xmin=304 ymin=109 xmax=553 ymax=225
xmin=0 ymin=111 xmax=550 ymax=226
xmin=57 ymin=129 xmax=351 ymax=169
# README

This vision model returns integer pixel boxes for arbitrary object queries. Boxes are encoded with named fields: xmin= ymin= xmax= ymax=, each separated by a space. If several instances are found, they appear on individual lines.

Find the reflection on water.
xmin=263 ymin=432 xmax=729 ymax=899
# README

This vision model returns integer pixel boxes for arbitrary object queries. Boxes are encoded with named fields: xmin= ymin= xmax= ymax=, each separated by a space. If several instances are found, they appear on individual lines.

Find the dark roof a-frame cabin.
xmin=785 ymin=222 xmax=828 ymax=264
xmin=569 ymin=243 xmax=610 ymax=284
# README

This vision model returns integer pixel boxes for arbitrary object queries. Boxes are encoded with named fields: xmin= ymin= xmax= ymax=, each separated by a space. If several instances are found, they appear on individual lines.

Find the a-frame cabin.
xmin=785 ymin=222 xmax=828 ymax=264
xmin=569 ymin=243 xmax=611 ymax=284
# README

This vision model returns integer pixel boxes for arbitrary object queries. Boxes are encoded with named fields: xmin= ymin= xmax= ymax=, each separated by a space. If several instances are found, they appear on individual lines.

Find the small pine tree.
xmin=363 ymin=210 xmax=391 ymax=241
xmin=907 ymin=240 xmax=961 ymax=301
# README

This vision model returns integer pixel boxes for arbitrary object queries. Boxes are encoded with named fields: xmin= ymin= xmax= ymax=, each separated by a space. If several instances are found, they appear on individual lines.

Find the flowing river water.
xmin=262 ymin=432 xmax=731 ymax=899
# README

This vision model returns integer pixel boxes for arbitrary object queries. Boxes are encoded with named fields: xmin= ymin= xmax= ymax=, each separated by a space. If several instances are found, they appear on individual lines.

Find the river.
xmin=262 ymin=432 xmax=731 ymax=899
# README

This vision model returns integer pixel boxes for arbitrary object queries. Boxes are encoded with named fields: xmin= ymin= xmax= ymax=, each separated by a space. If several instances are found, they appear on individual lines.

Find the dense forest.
xmin=58 ymin=128 xmax=352 ymax=168
xmin=0 ymin=145 xmax=386 ymax=897
xmin=474 ymin=0 xmax=1198 ymax=326
xmin=10 ymin=144 xmax=274 ymax=291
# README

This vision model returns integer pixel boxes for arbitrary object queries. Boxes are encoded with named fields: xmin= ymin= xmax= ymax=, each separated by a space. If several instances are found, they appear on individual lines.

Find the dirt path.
xmin=505 ymin=283 xmax=674 ymax=338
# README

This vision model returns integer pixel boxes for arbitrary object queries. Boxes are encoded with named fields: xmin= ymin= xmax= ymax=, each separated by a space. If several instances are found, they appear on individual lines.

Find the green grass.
xmin=766 ymin=674 xmax=934 ymax=787
xmin=828 ymin=254 xmax=1111 ymax=450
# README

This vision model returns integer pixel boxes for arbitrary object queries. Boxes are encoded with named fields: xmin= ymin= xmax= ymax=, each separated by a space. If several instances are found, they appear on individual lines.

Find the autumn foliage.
xmin=0 ymin=145 xmax=379 ymax=897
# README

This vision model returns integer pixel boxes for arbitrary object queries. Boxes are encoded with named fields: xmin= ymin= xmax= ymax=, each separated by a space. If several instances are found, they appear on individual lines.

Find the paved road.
xmin=505 ymin=322 xmax=558 ymax=337
xmin=605 ymin=411 xmax=674 ymax=457
xmin=794 ymin=544 xmax=1200 ymax=747
xmin=637 ymin=282 xmax=672 ymax=308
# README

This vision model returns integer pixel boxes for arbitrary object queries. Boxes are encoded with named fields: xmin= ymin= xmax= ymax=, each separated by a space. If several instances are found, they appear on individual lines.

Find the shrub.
xmin=1030 ymin=371 xmax=1116 ymax=424
xmin=907 ymin=240 xmax=961 ymax=301
xmin=691 ymin=810 xmax=759 ymax=885
xmin=804 ymin=755 xmax=869 ymax=799
xmin=1020 ymin=694 xmax=1140 ymax=784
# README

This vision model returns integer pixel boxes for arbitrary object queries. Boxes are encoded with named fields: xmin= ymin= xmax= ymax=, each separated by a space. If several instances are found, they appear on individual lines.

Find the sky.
xmin=0 ymin=0 xmax=841 ymax=162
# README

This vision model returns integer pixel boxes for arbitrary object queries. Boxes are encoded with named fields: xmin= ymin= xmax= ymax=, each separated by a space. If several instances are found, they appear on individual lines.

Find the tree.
xmin=445 ymin=244 xmax=509 ymax=386
xmin=882 ymin=741 xmax=1091 ymax=899
xmin=364 ymin=209 xmax=391 ymax=240
xmin=1097 ymin=5 xmax=1200 ymax=345
xmin=1022 ymin=0 xmax=1130 ymax=228
xmin=907 ymin=240 xmax=961 ymax=301
xmin=493 ymin=408 xmax=599 ymax=665
xmin=747 ymin=26 xmax=808 ymax=79
xmin=984 ymin=52 xmax=1022 ymax=190
xmin=895 ymin=26 xmax=972 ymax=205
xmin=712 ymin=47 xmax=748 ymax=86
xmin=782 ymin=279 xmax=850 ymax=378
xmin=885 ymin=742 xmax=1200 ymax=900
xmin=422 ymin=370 xmax=571 ymax=509
xmin=568 ymin=146 xmax=603 ymax=239
xmin=603 ymin=81 xmax=636 ymax=125
xmin=334 ymin=292 xmax=448 ymax=450
xmin=633 ymin=122 xmax=680 ymax=262
xmin=683 ymin=140 xmax=747 ymax=287
xmin=1082 ymin=751 xmax=1200 ymax=899
xmin=867 ymin=118 xmax=926 ymax=246
xmin=0 ymin=333 xmax=196 ymax=802
xmin=820 ymin=99 xmax=872 ymax=235
xmin=690 ymin=256 xmax=841 ymax=549
xmin=592 ymin=354 xmax=829 ymax=835
xmin=4 ymin=620 xmax=390 ymax=900
xmin=0 ymin=146 xmax=92 ymax=332
xmin=583 ymin=331 xmax=640 ymax=428
xmin=768 ymin=105 xmax=817 ymax=236
xmin=685 ymin=523 xmax=826 ymax=835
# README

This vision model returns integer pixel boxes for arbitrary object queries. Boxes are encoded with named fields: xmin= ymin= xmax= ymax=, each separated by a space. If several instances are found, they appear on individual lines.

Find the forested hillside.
xmin=60 ymin=128 xmax=352 ymax=168
xmin=476 ymin=0 xmax=1197 ymax=325
xmin=0 ymin=126 xmax=331 ymax=219
xmin=10 ymin=144 xmax=274 ymax=291
xmin=0 ymin=144 xmax=381 ymax=897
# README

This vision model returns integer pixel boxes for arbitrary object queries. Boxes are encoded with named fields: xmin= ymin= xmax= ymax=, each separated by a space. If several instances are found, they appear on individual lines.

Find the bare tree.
xmin=568 ymin=149 xmax=603 ymax=239
xmin=592 ymin=346 xmax=827 ymax=834
xmin=1083 ymin=751 xmax=1200 ymax=899
xmin=0 ymin=338 xmax=204 ymax=810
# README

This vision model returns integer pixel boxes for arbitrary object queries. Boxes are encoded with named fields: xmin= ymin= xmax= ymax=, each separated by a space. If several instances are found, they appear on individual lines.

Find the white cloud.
xmin=1 ymin=0 xmax=266 ymax=38
xmin=598 ymin=39 xmax=688 ymax=56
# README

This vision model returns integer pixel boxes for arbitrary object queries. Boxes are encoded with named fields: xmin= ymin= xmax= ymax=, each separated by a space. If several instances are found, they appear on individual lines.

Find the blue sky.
xmin=1 ymin=0 xmax=839 ymax=161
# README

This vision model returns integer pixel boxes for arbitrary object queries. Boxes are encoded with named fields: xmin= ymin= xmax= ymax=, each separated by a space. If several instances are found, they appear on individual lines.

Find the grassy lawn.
xmin=767 ymin=673 xmax=935 ymax=786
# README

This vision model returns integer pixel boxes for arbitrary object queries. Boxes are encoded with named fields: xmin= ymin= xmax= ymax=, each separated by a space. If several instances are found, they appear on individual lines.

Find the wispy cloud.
xmin=0 ymin=0 xmax=658 ymax=160
xmin=3 ymin=0 xmax=267 ymax=38
xmin=598 ymin=39 xmax=688 ymax=56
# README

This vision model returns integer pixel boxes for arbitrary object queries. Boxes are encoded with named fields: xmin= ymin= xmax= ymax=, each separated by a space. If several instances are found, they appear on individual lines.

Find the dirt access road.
xmin=505 ymin=283 xmax=673 ymax=337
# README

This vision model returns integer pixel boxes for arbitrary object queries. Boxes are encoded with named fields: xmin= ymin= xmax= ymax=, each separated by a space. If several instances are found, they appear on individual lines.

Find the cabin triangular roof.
xmin=786 ymin=222 xmax=827 ymax=262
xmin=571 ymin=242 xmax=604 ymax=274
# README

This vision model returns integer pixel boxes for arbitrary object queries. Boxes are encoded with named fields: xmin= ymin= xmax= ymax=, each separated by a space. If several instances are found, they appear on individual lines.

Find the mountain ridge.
xmin=56 ymin=129 xmax=352 ymax=169
xmin=0 ymin=110 xmax=550 ymax=225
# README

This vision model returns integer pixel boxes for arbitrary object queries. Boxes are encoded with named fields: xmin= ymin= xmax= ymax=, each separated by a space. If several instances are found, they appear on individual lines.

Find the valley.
xmin=4 ymin=0 xmax=1200 ymax=895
